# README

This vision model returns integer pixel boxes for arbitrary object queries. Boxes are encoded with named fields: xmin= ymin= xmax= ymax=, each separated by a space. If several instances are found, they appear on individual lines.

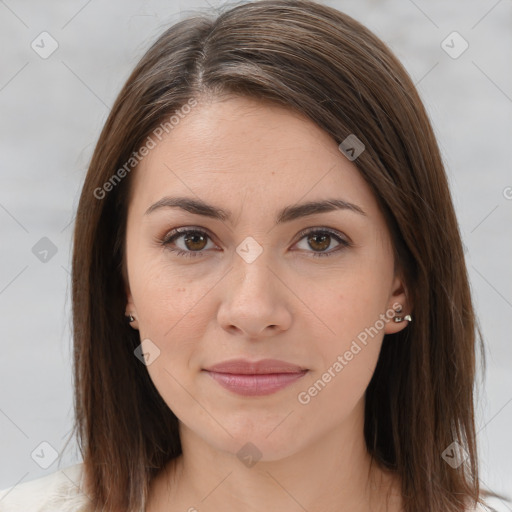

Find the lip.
xmin=202 ymin=358 xmax=308 ymax=397
xmin=203 ymin=358 xmax=308 ymax=374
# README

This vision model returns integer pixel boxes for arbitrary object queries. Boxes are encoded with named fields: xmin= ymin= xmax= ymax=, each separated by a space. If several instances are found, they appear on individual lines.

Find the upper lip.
xmin=203 ymin=358 xmax=308 ymax=375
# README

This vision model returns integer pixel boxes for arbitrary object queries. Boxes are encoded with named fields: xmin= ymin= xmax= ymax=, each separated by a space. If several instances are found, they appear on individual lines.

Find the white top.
xmin=0 ymin=463 xmax=91 ymax=512
xmin=0 ymin=462 xmax=507 ymax=511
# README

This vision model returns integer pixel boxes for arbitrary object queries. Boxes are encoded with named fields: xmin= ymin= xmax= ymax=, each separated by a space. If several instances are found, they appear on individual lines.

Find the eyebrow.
xmin=144 ymin=196 xmax=366 ymax=224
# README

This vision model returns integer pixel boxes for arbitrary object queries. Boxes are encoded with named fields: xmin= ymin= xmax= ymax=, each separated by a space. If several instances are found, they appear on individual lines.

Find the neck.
xmin=147 ymin=397 xmax=402 ymax=512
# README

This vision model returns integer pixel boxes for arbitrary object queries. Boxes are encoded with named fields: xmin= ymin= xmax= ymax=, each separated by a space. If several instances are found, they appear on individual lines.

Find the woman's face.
xmin=124 ymin=95 xmax=409 ymax=460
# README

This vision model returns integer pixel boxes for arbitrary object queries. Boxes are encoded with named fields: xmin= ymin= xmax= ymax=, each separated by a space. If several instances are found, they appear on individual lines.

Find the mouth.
xmin=202 ymin=358 xmax=309 ymax=396
xmin=202 ymin=370 xmax=308 ymax=396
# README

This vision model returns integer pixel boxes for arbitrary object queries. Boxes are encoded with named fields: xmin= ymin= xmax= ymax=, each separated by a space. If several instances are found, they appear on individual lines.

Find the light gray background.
xmin=1 ymin=0 xmax=511 ymax=506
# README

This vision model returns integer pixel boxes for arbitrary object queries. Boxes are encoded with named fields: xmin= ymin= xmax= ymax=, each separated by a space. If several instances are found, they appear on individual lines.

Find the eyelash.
xmin=159 ymin=226 xmax=352 ymax=258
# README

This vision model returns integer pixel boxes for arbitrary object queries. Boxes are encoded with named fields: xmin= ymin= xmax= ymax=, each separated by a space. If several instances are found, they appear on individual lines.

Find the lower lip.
xmin=203 ymin=370 xmax=308 ymax=396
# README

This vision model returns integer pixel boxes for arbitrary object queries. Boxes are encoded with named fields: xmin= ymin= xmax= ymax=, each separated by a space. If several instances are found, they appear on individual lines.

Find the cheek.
xmin=295 ymin=260 xmax=391 ymax=411
xmin=130 ymin=256 xmax=219 ymax=386
xmin=309 ymin=259 xmax=392 ymax=343
xmin=295 ymin=350 xmax=379 ymax=439
xmin=134 ymin=268 xmax=212 ymax=419
xmin=296 ymin=318 xmax=384 ymax=425
xmin=131 ymin=250 xmax=217 ymax=336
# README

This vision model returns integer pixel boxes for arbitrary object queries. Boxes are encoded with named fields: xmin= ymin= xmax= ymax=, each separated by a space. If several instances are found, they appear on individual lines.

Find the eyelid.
xmin=161 ymin=226 xmax=221 ymax=253
xmin=161 ymin=226 xmax=216 ymax=244
xmin=294 ymin=226 xmax=351 ymax=246
xmin=161 ymin=225 xmax=350 ymax=244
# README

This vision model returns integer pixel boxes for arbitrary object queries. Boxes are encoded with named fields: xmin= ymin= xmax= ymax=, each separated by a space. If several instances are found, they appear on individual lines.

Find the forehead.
xmin=129 ymin=95 xmax=378 ymax=218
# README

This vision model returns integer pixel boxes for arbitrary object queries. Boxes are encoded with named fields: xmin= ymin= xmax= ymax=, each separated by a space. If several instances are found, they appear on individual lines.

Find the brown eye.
xmin=294 ymin=228 xmax=351 ymax=257
xmin=307 ymin=232 xmax=331 ymax=252
xmin=182 ymin=232 xmax=208 ymax=251
xmin=162 ymin=228 xmax=215 ymax=258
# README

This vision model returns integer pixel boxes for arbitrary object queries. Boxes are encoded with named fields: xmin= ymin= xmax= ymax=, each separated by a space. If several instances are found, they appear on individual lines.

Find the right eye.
xmin=160 ymin=227 xmax=217 ymax=258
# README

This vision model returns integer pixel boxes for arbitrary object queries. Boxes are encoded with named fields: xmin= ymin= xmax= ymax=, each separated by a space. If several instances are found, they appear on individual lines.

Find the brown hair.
xmin=67 ymin=1 xmax=499 ymax=510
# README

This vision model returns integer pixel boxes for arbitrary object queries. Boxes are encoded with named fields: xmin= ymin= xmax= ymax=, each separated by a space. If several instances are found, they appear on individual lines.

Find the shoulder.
xmin=0 ymin=463 xmax=91 ymax=512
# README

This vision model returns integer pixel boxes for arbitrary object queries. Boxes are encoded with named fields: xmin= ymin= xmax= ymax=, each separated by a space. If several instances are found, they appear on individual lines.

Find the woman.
xmin=0 ymin=1 xmax=505 ymax=511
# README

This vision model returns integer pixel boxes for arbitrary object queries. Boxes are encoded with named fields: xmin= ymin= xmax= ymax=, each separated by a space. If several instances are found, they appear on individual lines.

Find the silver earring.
xmin=393 ymin=305 xmax=412 ymax=323
xmin=126 ymin=314 xmax=135 ymax=323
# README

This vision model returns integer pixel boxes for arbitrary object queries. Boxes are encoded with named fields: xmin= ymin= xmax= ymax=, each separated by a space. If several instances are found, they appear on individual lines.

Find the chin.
xmin=204 ymin=420 xmax=308 ymax=464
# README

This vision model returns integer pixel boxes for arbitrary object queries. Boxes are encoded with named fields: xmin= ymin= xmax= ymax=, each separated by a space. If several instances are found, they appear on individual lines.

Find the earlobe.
xmin=384 ymin=302 xmax=412 ymax=335
xmin=124 ymin=282 xmax=139 ymax=330
xmin=384 ymin=275 xmax=412 ymax=335
xmin=393 ymin=304 xmax=412 ymax=324
xmin=124 ymin=310 xmax=139 ymax=330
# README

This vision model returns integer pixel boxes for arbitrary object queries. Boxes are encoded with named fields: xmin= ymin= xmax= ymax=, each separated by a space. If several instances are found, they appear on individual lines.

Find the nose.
xmin=216 ymin=252 xmax=293 ymax=339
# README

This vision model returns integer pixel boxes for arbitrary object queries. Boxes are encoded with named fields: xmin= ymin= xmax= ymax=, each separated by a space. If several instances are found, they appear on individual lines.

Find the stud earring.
xmin=393 ymin=305 xmax=412 ymax=323
xmin=126 ymin=314 xmax=135 ymax=323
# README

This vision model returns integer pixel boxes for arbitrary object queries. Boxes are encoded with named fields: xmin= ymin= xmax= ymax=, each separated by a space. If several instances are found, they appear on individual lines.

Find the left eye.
xmin=161 ymin=227 xmax=351 ymax=258
xmin=293 ymin=228 xmax=350 ymax=257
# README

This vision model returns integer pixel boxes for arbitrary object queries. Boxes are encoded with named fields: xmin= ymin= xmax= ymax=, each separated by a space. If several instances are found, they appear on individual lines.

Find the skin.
xmin=124 ymin=95 xmax=411 ymax=512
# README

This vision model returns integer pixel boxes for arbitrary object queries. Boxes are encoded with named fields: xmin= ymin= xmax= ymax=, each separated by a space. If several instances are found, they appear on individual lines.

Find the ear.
xmin=383 ymin=273 xmax=412 ymax=335
xmin=124 ymin=280 xmax=139 ymax=331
